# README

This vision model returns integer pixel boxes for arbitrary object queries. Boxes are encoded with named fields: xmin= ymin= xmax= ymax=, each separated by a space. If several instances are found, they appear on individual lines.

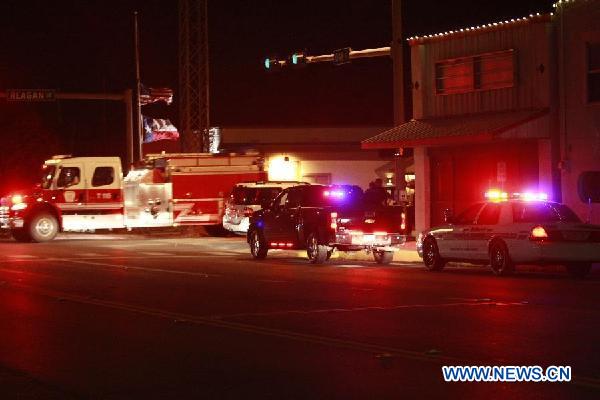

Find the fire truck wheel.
xmin=28 ymin=213 xmax=58 ymax=243
xmin=566 ymin=263 xmax=591 ymax=279
xmin=11 ymin=229 xmax=32 ymax=243
xmin=306 ymin=232 xmax=329 ymax=264
xmin=489 ymin=240 xmax=514 ymax=276
xmin=373 ymin=250 xmax=394 ymax=265
xmin=249 ymin=229 xmax=268 ymax=259
xmin=422 ymin=237 xmax=445 ymax=271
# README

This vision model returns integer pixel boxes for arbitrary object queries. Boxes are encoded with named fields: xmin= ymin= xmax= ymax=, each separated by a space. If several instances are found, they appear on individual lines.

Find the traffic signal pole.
xmin=266 ymin=47 xmax=391 ymax=68
xmin=306 ymin=46 xmax=391 ymax=64
xmin=0 ymin=90 xmax=136 ymax=170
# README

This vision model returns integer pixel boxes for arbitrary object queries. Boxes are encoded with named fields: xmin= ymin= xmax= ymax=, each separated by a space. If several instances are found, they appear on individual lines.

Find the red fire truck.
xmin=0 ymin=153 xmax=266 ymax=242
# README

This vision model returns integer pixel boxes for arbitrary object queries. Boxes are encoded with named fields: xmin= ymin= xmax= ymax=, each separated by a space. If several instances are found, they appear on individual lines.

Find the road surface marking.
xmin=208 ymin=301 xmax=526 ymax=319
xmin=55 ymin=258 xmax=221 ymax=278
xmin=3 ymin=281 xmax=600 ymax=390
xmin=6 ymin=255 xmax=37 ymax=259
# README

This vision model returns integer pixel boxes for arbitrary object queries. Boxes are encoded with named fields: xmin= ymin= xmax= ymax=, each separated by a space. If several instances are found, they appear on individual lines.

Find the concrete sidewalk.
xmin=330 ymin=240 xmax=421 ymax=263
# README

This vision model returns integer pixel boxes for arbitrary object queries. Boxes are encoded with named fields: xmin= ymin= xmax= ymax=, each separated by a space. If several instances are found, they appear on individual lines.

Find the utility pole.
xmin=0 ymin=90 xmax=135 ymax=170
xmin=391 ymin=0 xmax=406 ymax=198
xmin=179 ymin=0 xmax=210 ymax=153
xmin=133 ymin=11 xmax=143 ymax=164
xmin=392 ymin=0 xmax=405 ymax=126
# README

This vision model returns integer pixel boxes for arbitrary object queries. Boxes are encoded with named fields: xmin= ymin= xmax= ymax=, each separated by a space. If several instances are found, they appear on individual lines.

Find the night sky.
xmin=0 ymin=0 xmax=553 ymax=192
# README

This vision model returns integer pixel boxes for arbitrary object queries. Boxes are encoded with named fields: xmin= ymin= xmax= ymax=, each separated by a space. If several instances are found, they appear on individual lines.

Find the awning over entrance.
xmin=361 ymin=109 xmax=549 ymax=149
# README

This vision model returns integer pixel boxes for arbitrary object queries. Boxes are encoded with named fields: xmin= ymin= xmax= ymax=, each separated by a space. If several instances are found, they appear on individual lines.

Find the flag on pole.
xmin=139 ymin=85 xmax=173 ymax=105
xmin=143 ymin=116 xmax=180 ymax=143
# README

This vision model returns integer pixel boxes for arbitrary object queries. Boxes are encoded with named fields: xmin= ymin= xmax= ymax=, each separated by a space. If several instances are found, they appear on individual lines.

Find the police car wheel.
xmin=422 ymin=238 xmax=445 ymax=271
xmin=29 ymin=213 xmax=58 ymax=243
xmin=373 ymin=250 xmax=394 ymax=265
xmin=249 ymin=229 xmax=268 ymax=259
xmin=307 ymin=233 xmax=328 ymax=264
xmin=489 ymin=241 xmax=514 ymax=276
xmin=566 ymin=263 xmax=591 ymax=279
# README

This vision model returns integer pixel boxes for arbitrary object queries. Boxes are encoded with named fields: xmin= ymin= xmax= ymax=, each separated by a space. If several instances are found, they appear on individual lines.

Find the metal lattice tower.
xmin=179 ymin=0 xmax=209 ymax=152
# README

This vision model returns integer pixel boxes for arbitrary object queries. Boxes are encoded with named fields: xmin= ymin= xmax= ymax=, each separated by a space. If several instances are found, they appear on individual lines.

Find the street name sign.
xmin=6 ymin=89 xmax=56 ymax=102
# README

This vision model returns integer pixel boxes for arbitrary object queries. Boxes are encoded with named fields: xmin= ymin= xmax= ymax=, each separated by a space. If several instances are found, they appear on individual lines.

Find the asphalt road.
xmin=0 ymin=231 xmax=599 ymax=399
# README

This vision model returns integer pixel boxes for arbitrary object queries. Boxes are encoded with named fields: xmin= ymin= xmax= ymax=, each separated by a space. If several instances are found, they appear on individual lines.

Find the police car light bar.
xmin=484 ymin=190 xmax=508 ymax=201
xmin=512 ymin=192 xmax=548 ymax=201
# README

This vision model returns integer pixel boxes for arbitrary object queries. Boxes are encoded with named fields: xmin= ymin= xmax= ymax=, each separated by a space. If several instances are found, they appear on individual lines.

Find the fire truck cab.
xmin=2 ymin=153 xmax=266 ymax=242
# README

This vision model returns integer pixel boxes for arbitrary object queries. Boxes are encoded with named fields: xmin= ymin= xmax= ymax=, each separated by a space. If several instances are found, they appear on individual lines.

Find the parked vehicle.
xmin=247 ymin=184 xmax=407 ymax=264
xmin=416 ymin=190 xmax=600 ymax=277
xmin=1 ymin=153 xmax=266 ymax=242
xmin=223 ymin=181 xmax=309 ymax=235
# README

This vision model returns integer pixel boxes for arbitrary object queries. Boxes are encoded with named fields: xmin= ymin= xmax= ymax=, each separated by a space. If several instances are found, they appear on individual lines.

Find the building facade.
xmin=219 ymin=127 xmax=394 ymax=188
xmin=364 ymin=0 xmax=600 ymax=233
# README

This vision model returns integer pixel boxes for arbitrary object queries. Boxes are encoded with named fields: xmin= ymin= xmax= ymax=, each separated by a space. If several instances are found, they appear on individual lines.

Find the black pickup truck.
xmin=247 ymin=184 xmax=407 ymax=264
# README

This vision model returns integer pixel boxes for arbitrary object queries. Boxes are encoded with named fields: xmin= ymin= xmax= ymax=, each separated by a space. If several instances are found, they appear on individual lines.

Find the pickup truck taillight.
xmin=529 ymin=225 xmax=548 ymax=241
xmin=401 ymin=212 xmax=406 ymax=231
xmin=330 ymin=212 xmax=338 ymax=230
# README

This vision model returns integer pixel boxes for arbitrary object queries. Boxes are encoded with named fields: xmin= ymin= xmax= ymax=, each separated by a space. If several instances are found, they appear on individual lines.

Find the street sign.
xmin=6 ymin=89 xmax=56 ymax=102
xmin=333 ymin=47 xmax=351 ymax=65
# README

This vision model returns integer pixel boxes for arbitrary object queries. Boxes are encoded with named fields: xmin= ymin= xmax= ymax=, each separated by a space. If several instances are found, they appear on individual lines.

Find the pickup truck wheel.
xmin=326 ymin=249 xmax=333 ymax=260
xmin=28 ymin=213 xmax=58 ymax=242
xmin=373 ymin=250 xmax=394 ymax=265
xmin=249 ymin=229 xmax=268 ymax=259
xmin=422 ymin=237 xmax=445 ymax=271
xmin=566 ymin=263 xmax=591 ymax=279
xmin=307 ymin=232 xmax=328 ymax=264
xmin=11 ymin=229 xmax=31 ymax=243
xmin=489 ymin=240 xmax=514 ymax=276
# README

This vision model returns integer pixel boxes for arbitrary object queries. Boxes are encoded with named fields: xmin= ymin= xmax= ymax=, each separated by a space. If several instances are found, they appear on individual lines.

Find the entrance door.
xmin=429 ymin=141 xmax=539 ymax=228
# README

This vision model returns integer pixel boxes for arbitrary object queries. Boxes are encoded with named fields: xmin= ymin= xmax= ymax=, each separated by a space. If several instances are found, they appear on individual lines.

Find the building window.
xmin=92 ymin=167 xmax=115 ymax=187
xmin=57 ymin=167 xmax=81 ymax=188
xmin=435 ymin=50 xmax=515 ymax=95
xmin=588 ymin=43 xmax=600 ymax=103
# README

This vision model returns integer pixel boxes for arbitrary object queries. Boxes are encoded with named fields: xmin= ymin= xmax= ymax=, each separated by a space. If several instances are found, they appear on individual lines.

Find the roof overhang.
xmin=361 ymin=109 xmax=549 ymax=150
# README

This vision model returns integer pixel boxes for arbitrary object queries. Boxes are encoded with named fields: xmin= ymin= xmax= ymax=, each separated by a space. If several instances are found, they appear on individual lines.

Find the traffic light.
xmin=264 ymin=57 xmax=285 ymax=70
xmin=290 ymin=52 xmax=307 ymax=66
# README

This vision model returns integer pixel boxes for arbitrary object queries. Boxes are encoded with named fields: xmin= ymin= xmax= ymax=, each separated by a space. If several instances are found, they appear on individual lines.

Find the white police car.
xmin=416 ymin=191 xmax=600 ymax=277
xmin=223 ymin=181 xmax=309 ymax=235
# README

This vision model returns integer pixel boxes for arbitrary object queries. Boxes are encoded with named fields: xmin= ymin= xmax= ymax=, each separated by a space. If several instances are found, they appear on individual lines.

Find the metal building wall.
xmin=411 ymin=19 xmax=553 ymax=119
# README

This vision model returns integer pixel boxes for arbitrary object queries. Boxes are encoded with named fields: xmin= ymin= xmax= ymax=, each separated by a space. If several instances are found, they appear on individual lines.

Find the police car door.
xmin=470 ymin=203 xmax=503 ymax=261
xmin=440 ymin=203 xmax=483 ymax=259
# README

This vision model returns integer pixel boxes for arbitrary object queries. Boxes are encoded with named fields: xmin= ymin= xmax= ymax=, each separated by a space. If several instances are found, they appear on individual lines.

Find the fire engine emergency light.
xmin=11 ymin=194 xmax=23 ymax=204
